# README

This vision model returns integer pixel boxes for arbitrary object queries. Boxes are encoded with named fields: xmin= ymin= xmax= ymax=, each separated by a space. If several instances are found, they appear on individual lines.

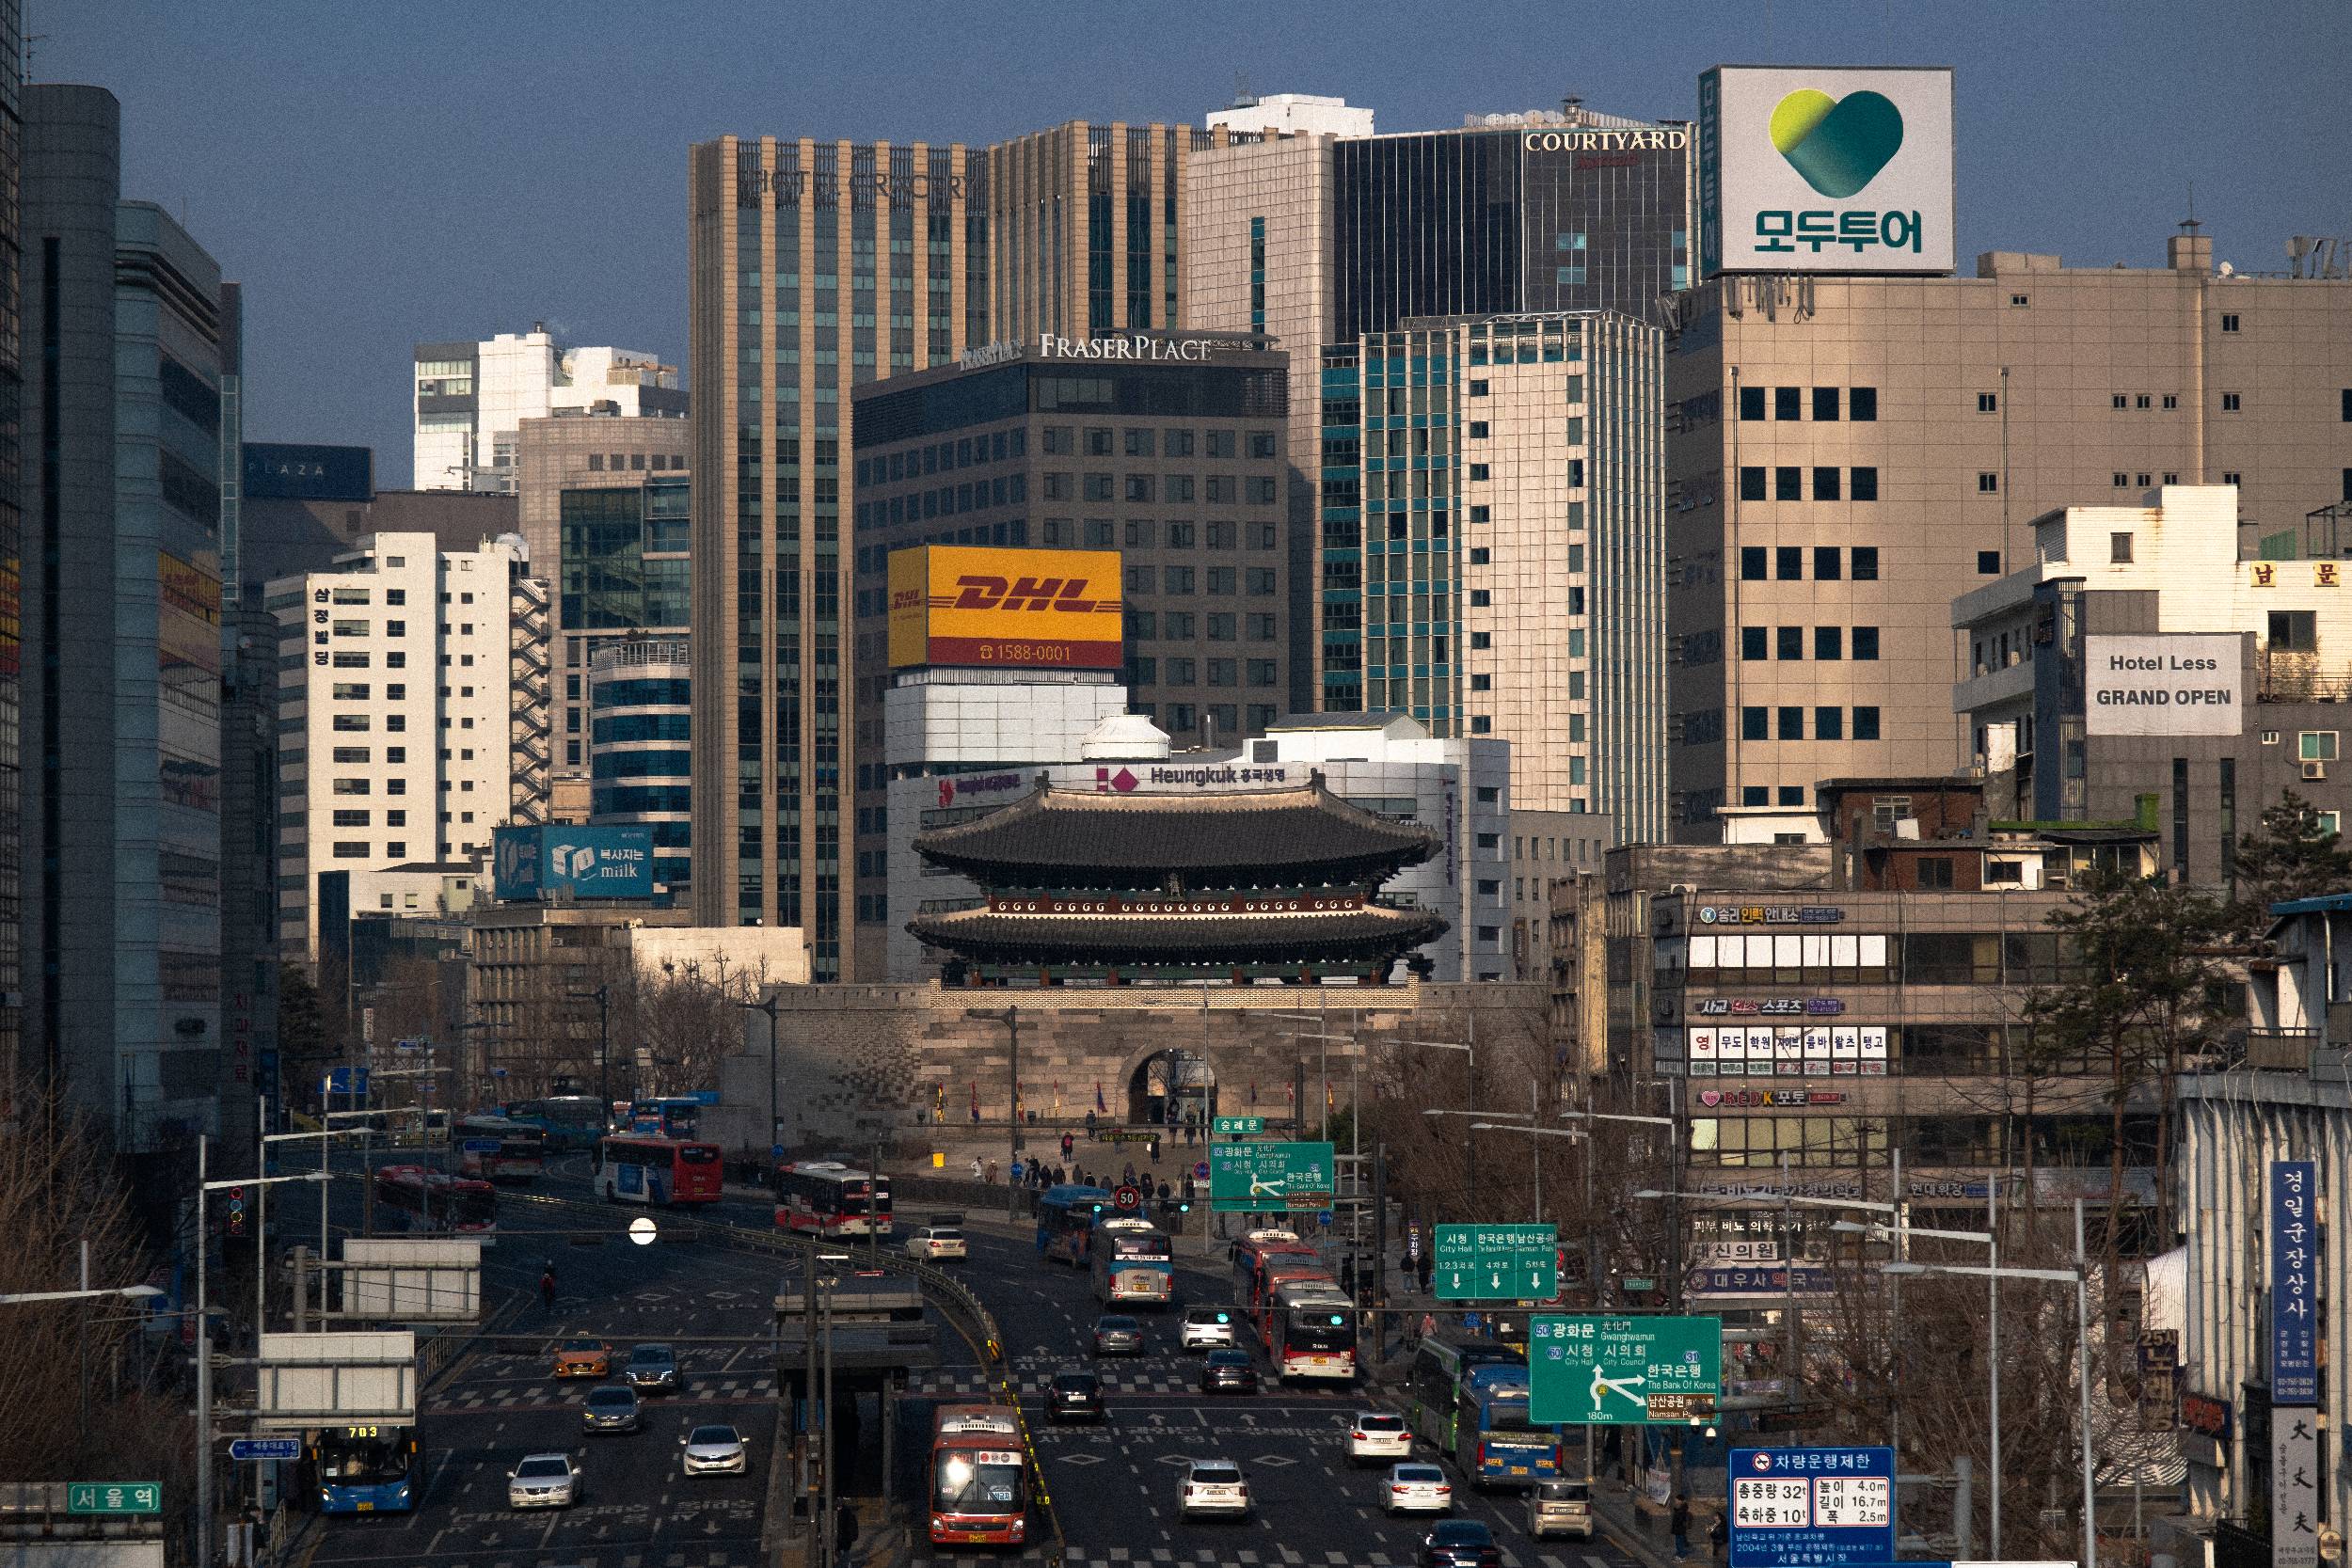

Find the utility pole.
xmin=196 ymin=1136 xmax=212 ymax=1568
xmin=743 ymin=993 xmax=783 ymax=1172
xmin=1003 ymin=1006 xmax=1020 ymax=1227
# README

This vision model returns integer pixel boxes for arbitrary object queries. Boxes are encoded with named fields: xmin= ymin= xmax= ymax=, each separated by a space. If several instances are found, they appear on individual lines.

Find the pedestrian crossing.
xmin=430 ymin=1373 xmax=771 ymax=1412
xmin=919 ymin=1547 xmax=1613 ymax=1568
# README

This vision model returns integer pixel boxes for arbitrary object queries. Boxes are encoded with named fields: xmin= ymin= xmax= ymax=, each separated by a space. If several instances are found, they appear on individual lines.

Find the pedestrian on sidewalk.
xmin=539 ymin=1263 xmax=557 ymax=1317
xmin=1709 ymin=1507 xmax=1728 ymax=1563
xmin=1060 ymin=1131 xmax=1074 ymax=1161
xmin=834 ymin=1500 xmax=860 ymax=1568
xmin=1671 ymin=1493 xmax=1692 ymax=1559
xmin=1416 ymin=1251 xmax=1433 ymax=1294
xmin=1085 ymin=1108 xmax=1098 ymax=1139
xmin=968 ymin=1155 xmax=982 ymax=1180
xmin=986 ymin=1158 xmax=999 ymax=1183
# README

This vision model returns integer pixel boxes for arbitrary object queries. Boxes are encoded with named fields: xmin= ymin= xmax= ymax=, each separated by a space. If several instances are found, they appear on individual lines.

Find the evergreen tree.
xmin=2233 ymin=787 xmax=2352 ymax=922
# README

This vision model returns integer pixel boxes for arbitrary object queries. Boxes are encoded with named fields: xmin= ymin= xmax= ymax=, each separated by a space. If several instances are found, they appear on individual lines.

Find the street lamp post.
xmin=1883 ymin=1200 xmax=2093 ymax=1568
xmin=568 ymin=985 xmax=612 ymax=1124
xmin=1466 ymin=1117 xmax=1587 ymax=1225
xmin=1404 ymin=1035 xmax=1474 ymax=1212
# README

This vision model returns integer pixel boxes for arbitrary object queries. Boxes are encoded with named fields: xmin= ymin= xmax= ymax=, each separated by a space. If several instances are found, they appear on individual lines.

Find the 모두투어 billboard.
xmin=1699 ymin=65 xmax=1955 ymax=277
xmin=886 ymin=545 xmax=1122 ymax=670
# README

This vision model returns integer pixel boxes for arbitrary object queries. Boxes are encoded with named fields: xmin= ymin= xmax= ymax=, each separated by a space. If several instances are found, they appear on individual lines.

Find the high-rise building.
xmin=588 ymin=639 xmax=692 ymax=895
xmin=1339 ymin=311 xmax=1665 ymax=837
xmin=0 ymin=0 xmax=23 ymax=1117
xmin=265 ymin=532 xmax=550 ymax=961
xmin=514 ymin=413 xmax=691 ymax=819
xmin=413 ymin=328 xmax=684 ymax=493
xmin=1184 ymin=102 xmax=1690 ymax=716
xmin=1665 ymin=229 xmax=2352 ymax=837
xmin=21 ymin=85 xmax=232 ymax=1155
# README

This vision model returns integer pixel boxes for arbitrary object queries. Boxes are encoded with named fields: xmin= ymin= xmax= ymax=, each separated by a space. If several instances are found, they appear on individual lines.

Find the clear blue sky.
xmin=49 ymin=0 xmax=2351 ymax=486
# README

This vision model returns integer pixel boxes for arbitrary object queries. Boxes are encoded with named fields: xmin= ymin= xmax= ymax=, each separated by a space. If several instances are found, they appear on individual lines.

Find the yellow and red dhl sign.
xmin=887 ymin=546 xmax=1121 ymax=670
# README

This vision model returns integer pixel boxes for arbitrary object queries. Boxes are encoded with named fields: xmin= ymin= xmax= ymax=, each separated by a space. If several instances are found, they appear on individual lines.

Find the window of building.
xmin=1124 ymin=474 xmax=1153 ymax=501
xmin=1207 ymin=658 xmax=1237 ymax=687
xmin=1741 ymin=626 xmax=1766 ymax=661
xmin=1853 ymin=706 xmax=1881 ymax=740
xmin=1774 ymin=387 xmax=1802 ymax=421
xmin=1774 ymin=467 xmax=1803 ymax=501
xmin=1813 ymin=467 xmax=1842 ymax=501
xmin=1978 ymin=551 xmax=2002 ymax=575
xmin=1207 ymin=565 xmax=1236 ymax=595
xmin=1741 ymin=706 xmax=1768 ymax=741
xmin=1851 ymin=547 xmax=1878 ymax=580
xmin=1248 ymin=432 xmax=1278 ymax=459
xmin=2220 ymin=314 xmax=2239 ymax=333
xmin=1739 ymin=386 xmax=1766 ymax=420
xmin=2114 ymin=472 xmax=2131 ymax=488
xmin=1915 ymin=856 xmax=1954 ymax=889
xmin=1085 ymin=518 xmax=1115 ymax=547
xmin=1816 ymin=705 xmax=1844 ymax=740
xmin=1850 ymin=387 xmax=1878 ymax=421
xmin=1774 ymin=706 xmax=1803 ymax=740
xmin=1470 ymin=590 xmax=1491 ymax=608
xmin=1853 ymin=626 xmax=1880 ymax=660
xmin=1245 ymin=567 xmax=1276 ymax=594
xmin=1469 ymin=464 xmax=1491 ymax=481
xmin=332 ymin=842 xmax=369 ymax=860
xmin=1776 ymin=546 xmax=1803 ymax=580
xmin=1978 ymin=392 xmax=1997 ymax=413
xmin=1470 ymin=380 xmax=1489 ymax=397
xmin=1812 ymin=546 xmax=1841 ymax=581
xmin=1815 ymin=626 xmax=1843 ymax=660
xmin=1851 ymin=467 xmax=1878 ymax=501
xmin=1776 ymin=626 xmax=1803 ymax=660
xmin=1740 ymin=546 xmax=1767 ymax=580
xmin=1978 ymin=472 xmax=2000 ymax=493
xmin=1469 ymin=421 xmax=1490 ymax=439
xmin=1166 ymin=565 xmax=1196 ymax=594
xmin=1740 ymin=467 xmax=1767 ymax=502
xmin=2273 ymin=611 xmax=2320 ymax=653
xmin=1470 ymin=673 xmax=1492 ymax=690
xmin=1470 ymin=717 xmax=1493 ymax=735
xmin=2301 ymin=731 xmax=2340 ymax=763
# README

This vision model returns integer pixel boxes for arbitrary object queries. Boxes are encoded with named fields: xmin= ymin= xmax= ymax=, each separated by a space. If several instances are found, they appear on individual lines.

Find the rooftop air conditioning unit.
xmin=2304 ymin=760 xmax=2328 ymax=781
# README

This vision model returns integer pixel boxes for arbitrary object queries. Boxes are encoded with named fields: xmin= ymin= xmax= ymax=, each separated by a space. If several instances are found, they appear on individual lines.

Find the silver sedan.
xmin=680 ymin=1422 xmax=749 ymax=1476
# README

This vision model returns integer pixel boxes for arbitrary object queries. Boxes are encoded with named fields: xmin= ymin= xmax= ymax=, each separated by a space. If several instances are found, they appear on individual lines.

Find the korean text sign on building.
xmin=886 ymin=546 xmax=1122 ymax=670
xmin=1727 ymin=1447 xmax=1895 ymax=1568
xmin=1698 ymin=66 xmax=1955 ymax=277
xmin=2270 ymin=1159 xmax=2318 ymax=1404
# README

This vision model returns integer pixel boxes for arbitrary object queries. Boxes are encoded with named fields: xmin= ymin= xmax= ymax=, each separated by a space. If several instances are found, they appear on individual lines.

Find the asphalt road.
xmin=300 ymin=1152 xmax=782 ymax=1568
xmin=912 ymin=1224 xmax=1649 ymax=1568
xmin=290 ymin=1150 xmax=1647 ymax=1568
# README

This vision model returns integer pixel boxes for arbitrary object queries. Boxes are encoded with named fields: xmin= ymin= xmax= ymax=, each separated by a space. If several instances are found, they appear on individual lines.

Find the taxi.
xmin=551 ymin=1338 xmax=612 ymax=1379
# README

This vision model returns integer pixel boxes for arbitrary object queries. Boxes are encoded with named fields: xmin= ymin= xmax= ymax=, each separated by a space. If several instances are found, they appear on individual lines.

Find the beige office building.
xmin=1664 ymin=226 xmax=2352 ymax=837
xmin=688 ymin=119 xmax=1221 ymax=976
xmin=515 ymin=415 xmax=691 ymax=821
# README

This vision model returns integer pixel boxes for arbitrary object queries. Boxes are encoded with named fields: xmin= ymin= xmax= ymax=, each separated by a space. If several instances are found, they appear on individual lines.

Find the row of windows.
xmin=1041 ymin=472 xmax=1275 ymax=504
xmin=584 ymin=451 xmax=685 ymax=472
xmin=1737 ymin=385 xmax=1881 ymax=422
xmin=1041 ymin=426 xmax=1273 ymax=460
xmin=1114 ymin=519 xmax=1278 ymax=551
xmin=1738 ymin=466 xmax=1879 ymax=502
xmin=1120 ymin=564 xmax=1277 ymax=595
xmin=1741 ymin=626 xmax=1882 ymax=661
xmin=858 ymin=473 xmax=1026 ymax=528
xmin=1737 ymin=546 xmax=1880 ymax=581
xmin=1128 ymin=610 xmax=1279 ymax=641
xmin=1740 ymin=705 xmax=1883 ymax=741
xmin=1128 ymin=657 xmax=1280 ymax=689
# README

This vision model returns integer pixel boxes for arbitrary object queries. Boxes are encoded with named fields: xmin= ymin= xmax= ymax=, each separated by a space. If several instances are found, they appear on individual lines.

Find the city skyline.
xmin=48 ymin=0 xmax=2351 ymax=477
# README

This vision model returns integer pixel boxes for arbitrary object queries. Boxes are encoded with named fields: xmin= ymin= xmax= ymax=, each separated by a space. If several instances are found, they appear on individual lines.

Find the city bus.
xmin=1035 ymin=1184 xmax=1113 ymax=1266
xmin=773 ymin=1160 xmax=893 ymax=1237
xmin=628 ymin=1095 xmax=707 ymax=1138
xmin=453 ymin=1115 xmax=547 ymax=1183
xmin=371 ymin=1165 xmax=497 ymax=1234
xmin=929 ymin=1403 xmax=1029 ymax=1547
xmin=499 ymin=1094 xmax=608 ymax=1151
xmin=595 ymin=1134 xmax=723 ymax=1206
xmin=1264 ymin=1281 xmax=1358 ymax=1382
xmin=1405 ymin=1339 xmax=1565 ymax=1489
xmin=1231 ymin=1228 xmax=1322 ymax=1309
xmin=1089 ymin=1218 xmax=1175 ymax=1307
xmin=308 ymin=1423 xmax=421 ymax=1513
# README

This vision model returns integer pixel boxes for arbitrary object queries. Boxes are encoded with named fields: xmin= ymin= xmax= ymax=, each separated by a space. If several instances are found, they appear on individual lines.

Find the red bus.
xmin=929 ymin=1403 xmax=1028 ymax=1547
xmin=1249 ymin=1259 xmax=1337 ymax=1340
xmin=594 ymin=1134 xmax=723 ymax=1206
xmin=1266 ymin=1281 xmax=1358 ymax=1383
xmin=1231 ymin=1228 xmax=1322 ymax=1309
xmin=454 ymin=1116 xmax=547 ymax=1183
xmin=373 ymin=1165 xmax=498 ymax=1233
xmin=774 ymin=1160 xmax=893 ymax=1238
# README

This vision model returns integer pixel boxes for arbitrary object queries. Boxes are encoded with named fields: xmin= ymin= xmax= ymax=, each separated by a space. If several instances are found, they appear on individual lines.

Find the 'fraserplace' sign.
xmin=2082 ymin=634 xmax=2242 ymax=736
xmin=1036 ymin=333 xmax=1241 ymax=363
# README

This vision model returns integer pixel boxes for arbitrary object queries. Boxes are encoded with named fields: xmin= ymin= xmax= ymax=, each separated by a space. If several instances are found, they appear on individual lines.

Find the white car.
xmin=680 ymin=1423 xmax=749 ymax=1476
xmin=1382 ymin=1462 xmax=1453 ymax=1515
xmin=507 ymin=1452 xmax=580 ymax=1509
xmin=1179 ymin=1459 xmax=1251 ymax=1518
xmin=1347 ymin=1411 xmax=1411 ymax=1465
xmin=905 ymin=1226 xmax=967 ymax=1262
xmin=1179 ymin=1305 xmax=1239 ymax=1351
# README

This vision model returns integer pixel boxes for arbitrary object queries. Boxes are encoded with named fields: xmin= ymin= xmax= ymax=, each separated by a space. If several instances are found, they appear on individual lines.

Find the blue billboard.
xmin=2270 ymin=1159 xmax=2318 ymax=1405
xmin=493 ymin=826 xmax=657 ymax=902
xmin=241 ymin=442 xmax=374 ymax=501
xmin=1728 ymin=1447 xmax=1895 ymax=1568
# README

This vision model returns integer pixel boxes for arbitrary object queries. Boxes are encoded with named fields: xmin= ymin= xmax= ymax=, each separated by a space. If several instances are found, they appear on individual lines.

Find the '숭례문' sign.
xmin=2082 ymin=635 xmax=2242 ymax=737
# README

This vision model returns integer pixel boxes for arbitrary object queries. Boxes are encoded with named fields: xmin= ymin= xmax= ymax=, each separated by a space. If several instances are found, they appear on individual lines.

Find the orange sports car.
xmin=552 ymin=1338 xmax=612 ymax=1379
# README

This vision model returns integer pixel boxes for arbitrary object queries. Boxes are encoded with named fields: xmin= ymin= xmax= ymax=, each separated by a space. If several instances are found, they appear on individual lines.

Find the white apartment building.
xmin=413 ymin=325 xmax=684 ymax=492
xmin=1205 ymin=92 xmax=1374 ymax=138
xmin=266 ymin=531 xmax=553 ymax=960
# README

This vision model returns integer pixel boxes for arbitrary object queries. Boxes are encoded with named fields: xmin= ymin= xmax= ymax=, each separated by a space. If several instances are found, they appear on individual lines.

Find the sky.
xmin=49 ymin=0 xmax=2352 ymax=487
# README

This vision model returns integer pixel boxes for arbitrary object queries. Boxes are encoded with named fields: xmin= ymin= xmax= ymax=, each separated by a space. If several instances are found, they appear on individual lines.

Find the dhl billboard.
xmin=886 ymin=546 xmax=1122 ymax=670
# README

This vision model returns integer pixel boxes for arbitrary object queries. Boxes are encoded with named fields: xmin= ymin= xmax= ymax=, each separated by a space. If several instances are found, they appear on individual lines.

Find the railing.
xmin=2244 ymin=1027 xmax=2320 ymax=1070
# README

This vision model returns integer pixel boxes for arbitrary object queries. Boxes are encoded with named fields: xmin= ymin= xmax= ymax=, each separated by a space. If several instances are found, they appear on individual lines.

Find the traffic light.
xmin=226 ymin=1186 xmax=246 ymax=1238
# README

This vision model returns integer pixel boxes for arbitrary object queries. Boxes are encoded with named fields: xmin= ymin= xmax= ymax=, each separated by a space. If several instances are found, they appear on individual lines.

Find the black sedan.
xmin=1199 ymin=1348 xmax=1259 ymax=1395
xmin=623 ymin=1342 xmax=681 ymax=1395
xmin=1091 ymin=1314 xmax=1145 ymax=1355
xmin=1046 ymin=1370 xmax=1104 ymax=1422
xmin=1422 ymin=1519 xmax=1502 ymax=1568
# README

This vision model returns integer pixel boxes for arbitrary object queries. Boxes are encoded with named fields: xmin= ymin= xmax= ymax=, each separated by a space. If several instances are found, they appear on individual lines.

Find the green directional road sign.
xmin=67 ymin=1481 xmax=161 ymax=1515
xmin=1434 ymin=1224 xmax=1558 ymax=1301
xmin=1529 ymin=1314 xmax=1723 ymax=1426
xmin=1211 ymin=1116 xmax=1265 ymax=1138
xmin=1210 ymin=1140 xmax=1334 ymax=1212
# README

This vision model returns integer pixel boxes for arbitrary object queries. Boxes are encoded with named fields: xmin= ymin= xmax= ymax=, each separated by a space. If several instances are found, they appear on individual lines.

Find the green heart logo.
xmin=1770 ymin=88 xmax=1904 ymax=198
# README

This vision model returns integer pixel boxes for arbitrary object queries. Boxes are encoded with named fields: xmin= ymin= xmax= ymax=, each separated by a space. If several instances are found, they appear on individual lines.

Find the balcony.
xmin=2244 ymin=1027 xmax=2320 ymax=1070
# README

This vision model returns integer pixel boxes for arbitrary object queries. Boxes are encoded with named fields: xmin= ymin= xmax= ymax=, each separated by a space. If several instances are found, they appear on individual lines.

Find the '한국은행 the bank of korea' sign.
xmin=1698 ymin=65 xmax=1954 ymax=277
xmin=2083 ymin=634 xmax=2243 ymax=736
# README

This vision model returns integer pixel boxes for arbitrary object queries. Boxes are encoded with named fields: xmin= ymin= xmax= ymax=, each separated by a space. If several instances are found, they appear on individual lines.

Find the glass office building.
xmin=589 ymin=639 xmax=692 ymax=895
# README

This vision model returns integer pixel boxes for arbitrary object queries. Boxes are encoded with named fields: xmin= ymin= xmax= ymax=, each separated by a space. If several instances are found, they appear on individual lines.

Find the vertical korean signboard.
xmin=2269 ymin=1159 xmax=2317 ymax=1404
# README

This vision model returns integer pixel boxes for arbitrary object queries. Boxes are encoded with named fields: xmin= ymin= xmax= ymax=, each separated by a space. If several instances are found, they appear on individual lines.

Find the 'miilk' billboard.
xmin=1699 ymin=65 xmax=1955 ymax=277
xmin=493 ymin=826 xmax=657 ymax=902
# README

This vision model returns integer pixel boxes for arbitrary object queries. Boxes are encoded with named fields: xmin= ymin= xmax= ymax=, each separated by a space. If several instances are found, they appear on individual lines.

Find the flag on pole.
xmin=1095 ymin=1082 xmax=1106 ymax=1114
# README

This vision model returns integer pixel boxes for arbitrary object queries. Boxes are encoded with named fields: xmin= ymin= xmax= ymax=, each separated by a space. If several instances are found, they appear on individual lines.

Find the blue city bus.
xmin=1089 ymin=1218 xmax=1175 ymax=1306
xmin=1035 ymin=1185 xmax=1113 ymax=1266
xmin=498 ymin=1094 xmax=607 ymax=1151
xmin=309 ymin=1423 xmax=421 ymax=1513
xmin=1406 ymin=1338 xmax=1564 ymax=1487
xmin=628 ymin=1095 xmax=707 ymax=1138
